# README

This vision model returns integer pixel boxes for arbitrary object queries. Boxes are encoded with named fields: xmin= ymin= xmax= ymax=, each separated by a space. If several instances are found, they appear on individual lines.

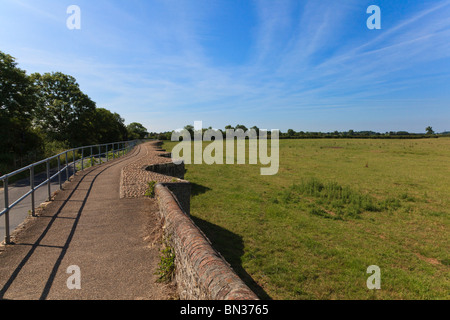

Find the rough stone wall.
xmin=155 ymin=184 xmax=259 ymax=300
xmin=159 ymin=181 xmax=191 ymax=215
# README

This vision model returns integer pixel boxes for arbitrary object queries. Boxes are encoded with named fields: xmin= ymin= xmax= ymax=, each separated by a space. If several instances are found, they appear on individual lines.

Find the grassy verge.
xmin=163 ymin=138 xmax=450 ymax=300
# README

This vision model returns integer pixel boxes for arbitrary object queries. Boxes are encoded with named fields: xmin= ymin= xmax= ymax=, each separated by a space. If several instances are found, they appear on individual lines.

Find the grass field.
xmin=162 ymin=138 xmax=450 ymax=300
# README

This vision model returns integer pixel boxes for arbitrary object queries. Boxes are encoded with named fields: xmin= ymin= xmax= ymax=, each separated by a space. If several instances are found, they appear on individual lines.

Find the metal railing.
xmin=0 ymin=140 xmax=139 ymax=244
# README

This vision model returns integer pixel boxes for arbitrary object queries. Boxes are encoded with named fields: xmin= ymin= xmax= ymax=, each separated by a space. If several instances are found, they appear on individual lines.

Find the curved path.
xmin=0 ymin=142 xmax=176 ymax=300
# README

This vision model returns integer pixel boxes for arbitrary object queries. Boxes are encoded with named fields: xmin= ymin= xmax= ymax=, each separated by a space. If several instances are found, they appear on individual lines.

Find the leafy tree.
xmin=426 ymin=126 xmax=434 ymax=135
xmin=31 ymin=72 xmax=96 ymax=147
xmin=90 ymin=108 xmax=128 ymax=144
xmin=184 ymin=125 xmax=194 ymax=137
xmin=251 ymin=126 xmax=260 ymax=135
xmin=127 ymin=122 xmax=148 ymax=140
xmin=235 ymin=124 xmax=248 ymax=132
xmin=0 ymin=51 xmax=41 ymax=163
xmin=287 ymin=129 xmax=296 ymax=136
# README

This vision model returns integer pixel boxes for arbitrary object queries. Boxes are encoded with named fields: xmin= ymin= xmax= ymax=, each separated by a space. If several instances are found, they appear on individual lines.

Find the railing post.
xmin=106 ymin=144 xmax=109 ymax=162
xmin=4 ymin=178 xmax=10 ymax=244
xmin=73 ymin=149 xmax=77 ymax=175
xmin=112 ymin=143 xmax=115 ymax=160
xmin=90 ymin=146 xmax=93 ymax=167
xmin=30 ymin=166 xmax=36 ymax=216
xmin=99 ymin=146 xmax=102 ymax=164
xmin=57 ymin=156 xmax=62 ymax=190
xmin=65 ymin=151 xmax=69 ymax=182
xmin=81 ymin=147 xmax=84 ymax=171
xmin=47 ymin=160 xmax=51 ymax=201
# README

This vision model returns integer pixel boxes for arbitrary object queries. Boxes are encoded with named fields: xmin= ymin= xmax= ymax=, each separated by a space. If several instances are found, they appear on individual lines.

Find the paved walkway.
xmin=0 ymin=142 xmax=176 ymax=300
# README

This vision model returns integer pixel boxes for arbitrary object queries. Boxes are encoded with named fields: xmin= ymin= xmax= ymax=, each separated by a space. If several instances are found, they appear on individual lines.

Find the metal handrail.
xmin=0 ymin=139 xmax=139 ymax=244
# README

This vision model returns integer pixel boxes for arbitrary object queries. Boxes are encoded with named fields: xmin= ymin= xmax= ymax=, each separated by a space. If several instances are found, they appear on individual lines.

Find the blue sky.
xmin=1 ymin=0 xmax=449 ymax=133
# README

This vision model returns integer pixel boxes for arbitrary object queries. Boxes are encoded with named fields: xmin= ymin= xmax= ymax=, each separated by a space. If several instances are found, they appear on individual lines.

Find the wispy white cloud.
xmin=5 ymin=0 xmax=61 ymax=22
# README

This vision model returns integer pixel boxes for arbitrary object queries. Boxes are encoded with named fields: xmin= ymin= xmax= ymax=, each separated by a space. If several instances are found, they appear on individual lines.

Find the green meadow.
xmin=162 ymin=138 xmax=450 ymax=300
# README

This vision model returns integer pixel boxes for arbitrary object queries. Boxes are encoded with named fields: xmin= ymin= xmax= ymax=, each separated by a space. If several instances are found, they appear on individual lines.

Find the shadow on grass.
xmin=190 ymin=182 xmax=212 ymax=197
xmin=190 ymin=215 xmax=272 ymax=300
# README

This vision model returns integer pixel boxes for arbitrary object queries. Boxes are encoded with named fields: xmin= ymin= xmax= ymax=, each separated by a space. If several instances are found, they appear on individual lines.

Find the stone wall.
xmin=158 ymin=181 xmax=191 ymax=215
xmin=155 ymin=184 xmax=259 ymax=300
xmin=121 ymin=141 xmax=259 ymax=300
xmin=146 ymin=162 xmax=185 ymax=179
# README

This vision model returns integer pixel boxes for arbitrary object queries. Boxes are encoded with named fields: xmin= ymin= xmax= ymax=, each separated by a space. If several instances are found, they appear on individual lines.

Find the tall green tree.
xmin=0 ymin=51 xmax=41 ymax=164
xmin=31 ymin=72 xmax=96 ymax=147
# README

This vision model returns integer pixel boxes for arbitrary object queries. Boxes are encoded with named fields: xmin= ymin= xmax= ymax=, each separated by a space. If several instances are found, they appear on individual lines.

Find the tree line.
xmin=0 ymin=51 xmax=148 ymax=174
xmin=150 ymin=124 xmax=444 ymax=140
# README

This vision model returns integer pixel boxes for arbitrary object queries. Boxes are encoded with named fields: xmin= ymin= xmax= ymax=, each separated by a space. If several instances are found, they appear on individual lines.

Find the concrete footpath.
xmin=0 ymin=142 xmax=176 ymax=300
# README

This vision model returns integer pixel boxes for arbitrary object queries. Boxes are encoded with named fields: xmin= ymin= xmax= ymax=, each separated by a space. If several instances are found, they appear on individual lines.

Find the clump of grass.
xmin=308 ymin=204 xmax=343 ymax=220
xmin=280 ymin=178 xmax=401 ymax=218
xmin=145 ymin=181 xmax=157 ymax=198
xmin=400 ymin=192 xmax=415 ymax=202
xmin=107 ymin=151 xmax=121 ymax=160
xmin=76 ymin=157 xmax=99 ymax=171
xmin=379 ymin=197 xmax=401 ymax=211
xmin=441 ymin=258 xmax=450 ymax=266
xmin=155 ymin=244 xmax=175 ymax=283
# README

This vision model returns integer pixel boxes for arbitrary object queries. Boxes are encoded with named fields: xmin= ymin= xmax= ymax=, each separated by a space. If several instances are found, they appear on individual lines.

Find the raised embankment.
xmin=121 ymin=141 xmax=258 ymax=300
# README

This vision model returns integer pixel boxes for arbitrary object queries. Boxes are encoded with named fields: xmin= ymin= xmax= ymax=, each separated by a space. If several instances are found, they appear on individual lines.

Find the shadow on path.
xmin=0 ymin=146 xmax=141 ymax=300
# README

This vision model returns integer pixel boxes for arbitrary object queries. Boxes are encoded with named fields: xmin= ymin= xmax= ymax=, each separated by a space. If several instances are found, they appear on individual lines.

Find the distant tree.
xmin=127 ymin=122 xmax=148 ymax=140
xmin=235 ymin=124 xmax=248 ymax=132
xmin=251 ymin=126 xmax=260 ymax=135
xmin=426 ymin=126 xmax=434 ymax=135
xmin=184 ymin=125 xmax=194 ymax=137
xmin=225 ymin=125 xmax=234 ymax=131
xmin=287 ymin=129 xmax=296 ymax=136
xmin=90 ymin=108 xmax=127 ymax=144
